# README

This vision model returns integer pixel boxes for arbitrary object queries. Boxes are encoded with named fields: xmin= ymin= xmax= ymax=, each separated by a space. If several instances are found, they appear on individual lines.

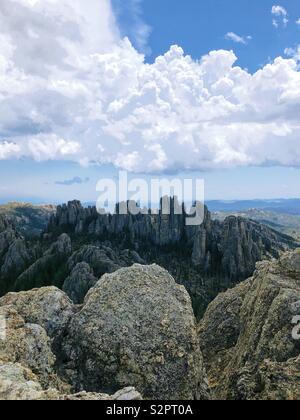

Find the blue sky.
xmin=115 ymin=0 xmax=300 ymax=71
xmin=0 ymin=0 xmax=300 ymax=204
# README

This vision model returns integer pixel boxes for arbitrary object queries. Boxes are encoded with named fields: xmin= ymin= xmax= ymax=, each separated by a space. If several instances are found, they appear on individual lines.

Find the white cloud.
xmin=225 ymin=32 xmax=251 ymax=45
xmin=272 ymin=5 xmax=288 ymax=16
xmin=272 ymin=5 xmax=289 ymax=27
xmin=296 ymin=19 xmax=300 ymax=26
xmin=285 ymin=46 xmax=300 ymax=62
xmin=0 ymin=1 xmax=300 ymax=173
xmin=0 ymin=141 xmax=21 ymax=159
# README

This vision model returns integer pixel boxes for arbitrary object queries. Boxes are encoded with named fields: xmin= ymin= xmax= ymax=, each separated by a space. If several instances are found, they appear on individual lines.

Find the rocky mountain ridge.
xmin=46 ymin=199 xmax=299 ymax=316
xmin=0 ymin=202 xmax=55 ymax=238
xmin=0 ymin=199 xmax=298 ymax=318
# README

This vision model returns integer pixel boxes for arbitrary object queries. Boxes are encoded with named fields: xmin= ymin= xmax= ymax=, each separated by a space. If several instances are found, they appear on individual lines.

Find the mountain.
xmin=21 ymin=199 xmax=300 ymax=317
xmin=207 ymin=198 xmax=300 ymax=215
xmin=0 ymin=202 xmax=56 ymax=238
xmin=0 ymin=198 xmax=298 ymax=318
xmin=213 ymin=209 xmax=300 ymax=241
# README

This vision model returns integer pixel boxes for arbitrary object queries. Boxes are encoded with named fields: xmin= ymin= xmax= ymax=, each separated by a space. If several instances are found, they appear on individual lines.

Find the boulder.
xmin=63 ymin=264 xmax=209 ymax=400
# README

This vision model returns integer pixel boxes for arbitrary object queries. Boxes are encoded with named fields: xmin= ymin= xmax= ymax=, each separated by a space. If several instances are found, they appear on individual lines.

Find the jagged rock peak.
xmin=199 ymin=248 xmax=300 ymax=400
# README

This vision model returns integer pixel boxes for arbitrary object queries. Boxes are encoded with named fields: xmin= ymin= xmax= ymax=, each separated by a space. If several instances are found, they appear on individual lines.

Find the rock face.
xmin=0 ymin=287 xmax=74 ymax=341
xmin=0 ymin=197 xmax=298 ymax=333
xmin=0 ymin=286 xmax=142 ymax=401
xmin=63 ymin=264 xmax=209 ymax=400
xmin=0 ymin=306 xmax=61 ymax=390
xmin=62 ymin=263 xmax=98 ymax=304
xmin=0 ymin=200 xmax=298 ymax=320
xmin=62 ymin=245 xmax=146 ymax=304
xmin=0 ymin=216 xmax=35 ymax=295
xmin=0 ymin=265 xmax=209 ymax=400
xmin=47 ymin=200 xmax=299 ymax=317
xmin=0 ymin=363 xmax=142 ymax=401
xmin=0 ymin=202 xmax=56 ymax=238
xmin=199 ymin=249 xmax=300 ymax=400
xmin=14 ymin=234 xmax=72 ymax=292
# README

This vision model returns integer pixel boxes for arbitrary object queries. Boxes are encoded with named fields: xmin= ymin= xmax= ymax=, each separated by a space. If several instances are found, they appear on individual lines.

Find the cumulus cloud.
xmin=272 ymin=5 xmax=289 ymax=27
xmin=0 ymin=0 xmax=300 ymax=173
xmin=225 ymin=32 xmax=252 ymax=44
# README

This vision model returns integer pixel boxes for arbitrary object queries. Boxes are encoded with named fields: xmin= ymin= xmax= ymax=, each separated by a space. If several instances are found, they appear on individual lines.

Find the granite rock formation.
xmin=62 ymin=263 xmax=98 ymax=304
xmin=0 ymin=199 xmax=298 ymax=318
xmin=198 ymin=249 xmax=300 ymax=400
xmin=0 ymin=265 xmax=209 ymax=400
xmin=14 ymin=234 xmax=72 ymax=292
xmin=0 ymin=215 xmax=36 ymax=295
xmin=0 ymin=363 xmax=142 ymax=401
xmin=0 ymin=202 xmax=56 ymax=238
xmin=62 ymin=264 xmax=209 ymax=400
xmin=47 ymin=200 xmax=299 ymax=317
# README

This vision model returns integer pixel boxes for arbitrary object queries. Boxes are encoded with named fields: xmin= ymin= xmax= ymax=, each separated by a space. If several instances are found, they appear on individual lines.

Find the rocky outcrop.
xmin=49 ymin=201 xmax=297 ymax=271
xmin=199 ymin=249 xmax=300 ymax=400
xmin=62 ymin=264 xmax=209 ymax=400
xmin=63 ymin=245 xmax=146 ymax=303
xmin=0 ymin=287 xmax=74 ymax=341
xmin=67 ymin=245 xmax=123 ymax=278
xmin=1 ymin=200 xmax=298 ymax=319
xmin=0 ymin=286 xmax=142 ymax=401
xmin=1 ymin=239 xmax=33 ymax=277
xmin=0 ymin=363 xmax=142 ymax=400
xmin=14 ymin=234 xmax=72 ymax=292
xmin=1 ymin=235 xmax=146 ymax=305
xmin=62 ymin=263 xmax=98 ymax=304
xmin=0 ymin=216 xmax=35 ymax=295
xmin=0 ymin=265 xmax=209 ymax=400
xmin=46 ymin=200 xmax=299 ymax=317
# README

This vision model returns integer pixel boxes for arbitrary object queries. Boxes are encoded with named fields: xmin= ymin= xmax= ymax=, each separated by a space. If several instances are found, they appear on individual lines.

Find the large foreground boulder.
xmin=63 ymin=264 xmax=209 ymax=400
xmin=199 ymin=249 xmax=300 ymax=400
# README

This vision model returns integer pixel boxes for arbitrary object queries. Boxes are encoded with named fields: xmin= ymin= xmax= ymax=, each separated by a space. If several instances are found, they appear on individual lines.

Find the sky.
xmin=0 ymin=0 xmax=300 ymax=204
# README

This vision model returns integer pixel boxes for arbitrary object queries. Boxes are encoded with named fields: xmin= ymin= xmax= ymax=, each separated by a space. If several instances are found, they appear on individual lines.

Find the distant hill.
xmin=0 ymin=202 xmax=56 ymax=238
xmin=212 ymin=208 xmax=300 ymax=241
xmin=207 ymin=199 xmax=300 ymax=215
